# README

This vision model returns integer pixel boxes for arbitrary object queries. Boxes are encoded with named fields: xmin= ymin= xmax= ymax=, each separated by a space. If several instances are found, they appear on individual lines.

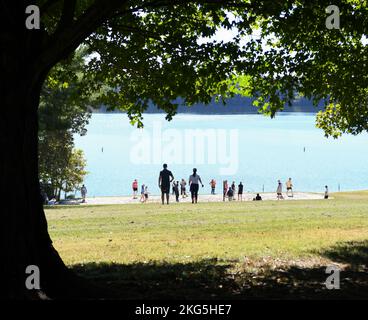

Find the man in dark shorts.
xmin=286 ymin=178 xmax=293 ymax=197
xmin=158 ymin=164 xmax=174 ymax=205
xmin=238 ymin=182 xmax=244 ymax=201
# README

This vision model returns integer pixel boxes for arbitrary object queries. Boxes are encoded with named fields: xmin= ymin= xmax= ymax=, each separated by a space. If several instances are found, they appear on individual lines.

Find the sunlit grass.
xmin=45 ymin=191 xmax=368 ymax=266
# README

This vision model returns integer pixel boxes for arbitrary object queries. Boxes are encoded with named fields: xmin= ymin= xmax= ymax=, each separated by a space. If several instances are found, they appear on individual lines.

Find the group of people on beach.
xmin=131 ymin=164 xmax=262 ymax=205
xmin=276 ymin=178 xmax=294 ymax=200
xmin=132 ymin=179 xmax=150 ymax=203
xmin=275 ymin=179 xmax=329 ymax=200
xmin=131 ymin=165 xmax=330 ymax=205
xmin=80 ymin=167 xmax=329 ymax=205
xmin=222 ymin=180 xmax=245 ymax=201
xmin=221 ymin=181 xmax=264 ymax=201
xmin=158 ymin=164 xmax=204 ymax=204
xmin=132 ymin=164 xmax=205 ymax=205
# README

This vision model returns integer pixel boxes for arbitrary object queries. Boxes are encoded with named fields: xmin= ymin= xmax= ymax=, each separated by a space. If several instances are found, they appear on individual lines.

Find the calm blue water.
xmin=74 ymin=113 xmax=368 ymax=196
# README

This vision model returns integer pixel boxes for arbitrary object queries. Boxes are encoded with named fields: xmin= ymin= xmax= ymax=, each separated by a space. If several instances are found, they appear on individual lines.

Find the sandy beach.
xmin=57 ymin=192 xmax=328 ymax=205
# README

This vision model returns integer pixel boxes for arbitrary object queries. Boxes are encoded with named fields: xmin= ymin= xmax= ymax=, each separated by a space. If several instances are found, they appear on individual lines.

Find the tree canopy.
xmin=38 ymin=48 xmax=90 ymax=199
xmin=39 ymin=47 xmax=92 ymax=135
xmin=28 ymin=0 xmax=367 ymax=136
xmin=241 ymin=0 xmax=368 ymax=137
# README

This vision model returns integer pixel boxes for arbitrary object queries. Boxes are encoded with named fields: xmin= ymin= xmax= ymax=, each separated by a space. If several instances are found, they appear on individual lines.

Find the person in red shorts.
xmin=132 ymin=179 xmax=138 ymax=199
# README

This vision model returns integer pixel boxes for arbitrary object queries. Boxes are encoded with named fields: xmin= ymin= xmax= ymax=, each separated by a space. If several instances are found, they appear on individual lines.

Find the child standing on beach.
xmin=209 ymin=179 xmax=216 ymax=195
xmin=227 ymin=187 xmax=234 ymax=201
xmin=180 ymin=179 xmax=187 ymax=198
xmin=144 ymin=186 xmax=149 ymax=203
xmin=223 ymin=180 xmax=228 ymax=201
xmin=277 ymin=180 xmax=284 ymax=200
xmin=140 ymin=184 xmax=145 ymax=202
xmin=132 ymin=179 xmax=138 ymax=199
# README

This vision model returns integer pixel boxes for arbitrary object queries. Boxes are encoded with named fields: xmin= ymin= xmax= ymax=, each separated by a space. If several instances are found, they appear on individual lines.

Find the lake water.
xmin=74 ymin=113 xmax=368 ymax=197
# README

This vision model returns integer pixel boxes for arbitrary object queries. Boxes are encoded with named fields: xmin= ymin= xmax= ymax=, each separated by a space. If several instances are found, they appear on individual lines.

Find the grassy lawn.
xmin=45 ymin=191 xmax=368 ymax=299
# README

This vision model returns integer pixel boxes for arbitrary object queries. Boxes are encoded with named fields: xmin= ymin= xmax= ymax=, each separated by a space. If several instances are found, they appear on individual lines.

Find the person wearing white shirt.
xmin=276 ymin=180 xmax=284 ymax=200
xmin=189 ymin=168 xmax=204 ymax=204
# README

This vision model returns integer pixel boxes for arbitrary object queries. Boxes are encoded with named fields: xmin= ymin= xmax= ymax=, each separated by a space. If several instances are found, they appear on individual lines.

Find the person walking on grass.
xmin=189 ymin=168 xmax=204 ymax=204
xmin=223 ymin=180 xmax=228 ymax=201
xmin=132 ymin=179 xmax=138 ymax=199
xmin=180 ymin=179 xmax=187 ymax=198
xmin=286 ymin=178 xmax=293 ymax=197
xmin=238 ymin=182 xmax=244 ymax=201
xmin=209 ymin=179 xmax=216 ymax=195
xmin=277 ymin=180 xmax=284 ymax=200
xmin=81 ymin=184 xmax=87 ymax=203
xmin=158 ymin=164 xmax=174 ymax=205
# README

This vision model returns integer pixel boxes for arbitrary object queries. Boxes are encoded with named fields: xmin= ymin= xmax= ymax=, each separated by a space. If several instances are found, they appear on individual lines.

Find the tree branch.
xmin=112 ymin=0 xmax=250 ymax=18
xmin=35 ymin=0 xmax=251 ymax=75
xmin=37 ymin=0 xmax=129 ymax=73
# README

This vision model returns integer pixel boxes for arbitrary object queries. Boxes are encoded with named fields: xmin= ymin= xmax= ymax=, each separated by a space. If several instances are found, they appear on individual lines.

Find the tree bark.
xmin=0 ymin=0 xmax=138 ymax=300
xmin=0 ymin=8 xmax=83 ymax=299
xmin=0 ymin=60 xmax=72 ymax=298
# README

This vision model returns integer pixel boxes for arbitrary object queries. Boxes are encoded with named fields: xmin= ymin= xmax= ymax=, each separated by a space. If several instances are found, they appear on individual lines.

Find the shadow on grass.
xmin=69 ymin=241 xmax=368 ymax=300
xmin=320 ymin=240 xmax=368 ymax=269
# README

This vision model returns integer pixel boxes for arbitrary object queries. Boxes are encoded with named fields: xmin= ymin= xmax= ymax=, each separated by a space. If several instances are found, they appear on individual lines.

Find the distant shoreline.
xmin=90 ymin=111 xmax=319 ymax=116
xmin=90 ymin=95 xmax=325 ymax=115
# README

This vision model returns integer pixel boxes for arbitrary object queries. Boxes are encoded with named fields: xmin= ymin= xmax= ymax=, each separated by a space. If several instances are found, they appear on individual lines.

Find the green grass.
xmin=45 ymin=191 xmax=368 ymax=299
xmin=46 ymin=192 xmax=368 ymax=265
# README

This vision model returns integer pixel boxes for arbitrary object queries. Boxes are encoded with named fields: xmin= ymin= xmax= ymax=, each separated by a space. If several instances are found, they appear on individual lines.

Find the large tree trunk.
xmin=0 ymin=10 xmax=88 ymax=300
xmin=0 ymin=62 xmax=74 ymax=299
xmin=0 ymin=2 xmax=118 ymax=300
